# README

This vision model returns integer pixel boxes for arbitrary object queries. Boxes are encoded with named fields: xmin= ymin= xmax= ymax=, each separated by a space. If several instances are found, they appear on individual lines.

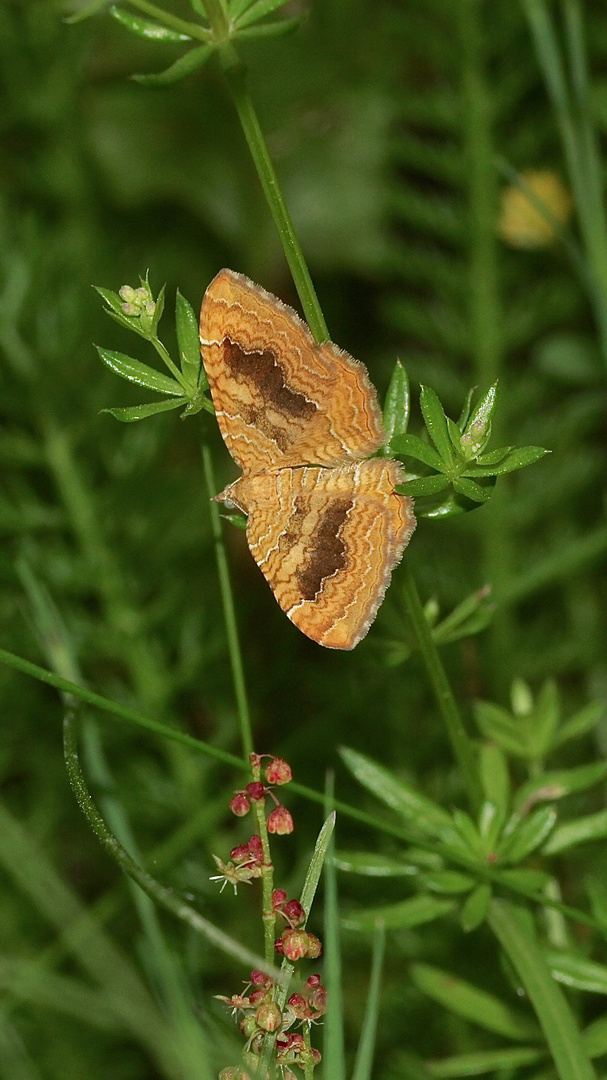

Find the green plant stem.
xmin=488 ymin=900 xmax=597 ymax=1080
xmin=63 ymin=708 xmax=284 ymax=981
xmin=218 ymin=43 xmax=329 ymax=344
xmin=202 ymin=444 xmax=254 ymax=759
xmin=400 ymin=565 xmax=483 ymax=813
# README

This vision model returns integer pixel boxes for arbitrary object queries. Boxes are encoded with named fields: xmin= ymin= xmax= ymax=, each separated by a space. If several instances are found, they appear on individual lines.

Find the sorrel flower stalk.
xmin=213 ymin=755 xmax=326 ymax=1078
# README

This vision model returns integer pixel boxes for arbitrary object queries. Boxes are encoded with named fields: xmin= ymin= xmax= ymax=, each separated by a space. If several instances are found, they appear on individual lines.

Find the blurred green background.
xmin=1 ymin=0 xmax=606 ymax=1077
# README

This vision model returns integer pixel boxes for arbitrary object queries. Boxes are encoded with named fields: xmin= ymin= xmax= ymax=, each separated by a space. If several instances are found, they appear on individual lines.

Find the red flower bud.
xmin=265 ymin=757 xmax=292 ymax=785
xmin=250 ymin=969 xmax=271 ymax=987
xmin=246 ymin=781 xmax=266 ymax=802
xmin=230 ymin=843 xmax=251 ymax=863
xmin=288 ymin=993 xmax=312 ymax=1020
xmin=229 ymin=793 xmax=250 ymax=817
xmin=283 ymin=899 xmax=305 ymax=926
xmin=272 ymin=888 xmax=287 ymax=910
xmin=306 ymin=974 xmax=322 ymax=989
xmin=248 ymin=988 xmax=267 ymax=1006
xmin=247 ymin=835 xmax=264 ymax=861
xmin=267 ymin=805 xmax=294 ymax=835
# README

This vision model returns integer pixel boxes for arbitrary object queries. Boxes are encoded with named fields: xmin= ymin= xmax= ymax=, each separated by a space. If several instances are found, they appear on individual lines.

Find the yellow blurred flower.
xmin=498 ymin=170 xmax=573 ymax=248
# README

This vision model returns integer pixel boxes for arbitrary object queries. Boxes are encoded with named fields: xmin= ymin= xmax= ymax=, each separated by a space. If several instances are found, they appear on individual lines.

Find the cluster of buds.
xmin=217 ymin=970 xmax=326 ymax=1079
xmin=229 ymin=755 xmax=294 ymax=835
xmin=118 ymin=283 xmax=156 ymax=320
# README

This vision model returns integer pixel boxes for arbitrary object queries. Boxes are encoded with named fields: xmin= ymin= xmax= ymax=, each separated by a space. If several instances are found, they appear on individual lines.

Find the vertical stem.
xmin=201 ymin=444 xmax=254 ymax=759
xmin=459 ymin=0 xmax=515 ymax=696
xmin=400 ymin=565 xmax=483 ymax=812
xmin=218 ymin=44 xmax=330 ymax=345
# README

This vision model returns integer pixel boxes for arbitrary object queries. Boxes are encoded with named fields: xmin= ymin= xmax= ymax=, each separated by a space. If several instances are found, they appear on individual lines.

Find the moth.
xmin=199 ymin=269 xmax=415 ymax=649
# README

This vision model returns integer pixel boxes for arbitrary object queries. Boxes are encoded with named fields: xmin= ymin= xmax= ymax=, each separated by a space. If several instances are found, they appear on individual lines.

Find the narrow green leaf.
xmin=333 ymin=852 xmax=419 ymax=877
xmin=150 ymin=281 xmax=165 ymax=331
xmin=420 ymin=385 xmax=454 ymax=463
xmin=447 ymin=417 xmax=463 ymax=455
xmin=175 ymin=290 xmax=202 ymax=390
xmin=553 ymin=702 xmax=604 ymax=747
xmin=478 ymin=801 xmax=504 ymax=850
xmin=96 ymin=347 xmax=182 ymax=395
xmin=460 ymin=382 xmax=499 ymax=457
xmin=94 ymin=285 xmax=125 ymax=315
xmin=473 ymin=701 xmax=527 ymax=757
xmin=498 ymin=806 xmax=557 ymax=863
xmin=410 ymin=963 xmax=539 ymax=1040
xmin=514 ymin=762 xmax=607 ymax=813
xmin=457 ymin=387 xmax=476 ymax=431
xmin=392 ymin=433 xmax=443 ymax=469
xmin=339 ymin=747 xmax=452 ymax=838
xmin=426 ymin=1046 xmax=545 ymax=1077
xmin=475 ymin=445 xmax=513 ymax=466
xmin=543 ymin=810 xmax=607 ymax=855
xmin=465 ymin=446 xmax=548 ymax=477
xmin=460 ymin=884 xmax=492 ymax=933
xmin=219 ymin=511 xmax=247 ymax=531
xmin=229 ymin=0 xmax=259 ymax=19
xmin=383 ymin=360 xmax=410 ymax=449
xmin=299 ymin=813 xmax=335 ymax=918
xmin=433 ymin=588 xmax=495 ymax=646
xmin=449 ymin=810 xmax=484 ymax=859
xmin=65 ymin=0 xmax=110 ymax=23
xmin=237 ymin=15 xmax=303 ymax=37
xmin=351 ymin=923 xmax=385 ymax=1080
xmin=531 ymin=679 xmax=560 ymax=756
xmin=235 ymin=0 xmax=294 ymax=28
xmin=544 ymin=951 xmax=607 ymax=995
xmin=586 ymin=878 xmax=607 ymax=934
xmin=495 ymin=869 xmax=552 ymax=893
xmin=133 ymin=43 xmax=213 ymax=85
xmin=109 ymin=5 xmax=192 ymax=40
xmin=489 ymin=899 xmax=597 ymax=1080
xmin=343 ymin=896 xmax=454 ymax=931
xmin=478 ymin=744 xmax=510 ymax=822
xmin=583 ymin=1014 xmax=607 ymax=1059
xmin=398 ymin=475 xmax=450 ymax=497
xmin=421 ymin=871 xmax=474 ymax=894
xmin=101 ymin=399 xmax=186 ymax=422
xmin=452 ymin=477 xmax=493 ymax=503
